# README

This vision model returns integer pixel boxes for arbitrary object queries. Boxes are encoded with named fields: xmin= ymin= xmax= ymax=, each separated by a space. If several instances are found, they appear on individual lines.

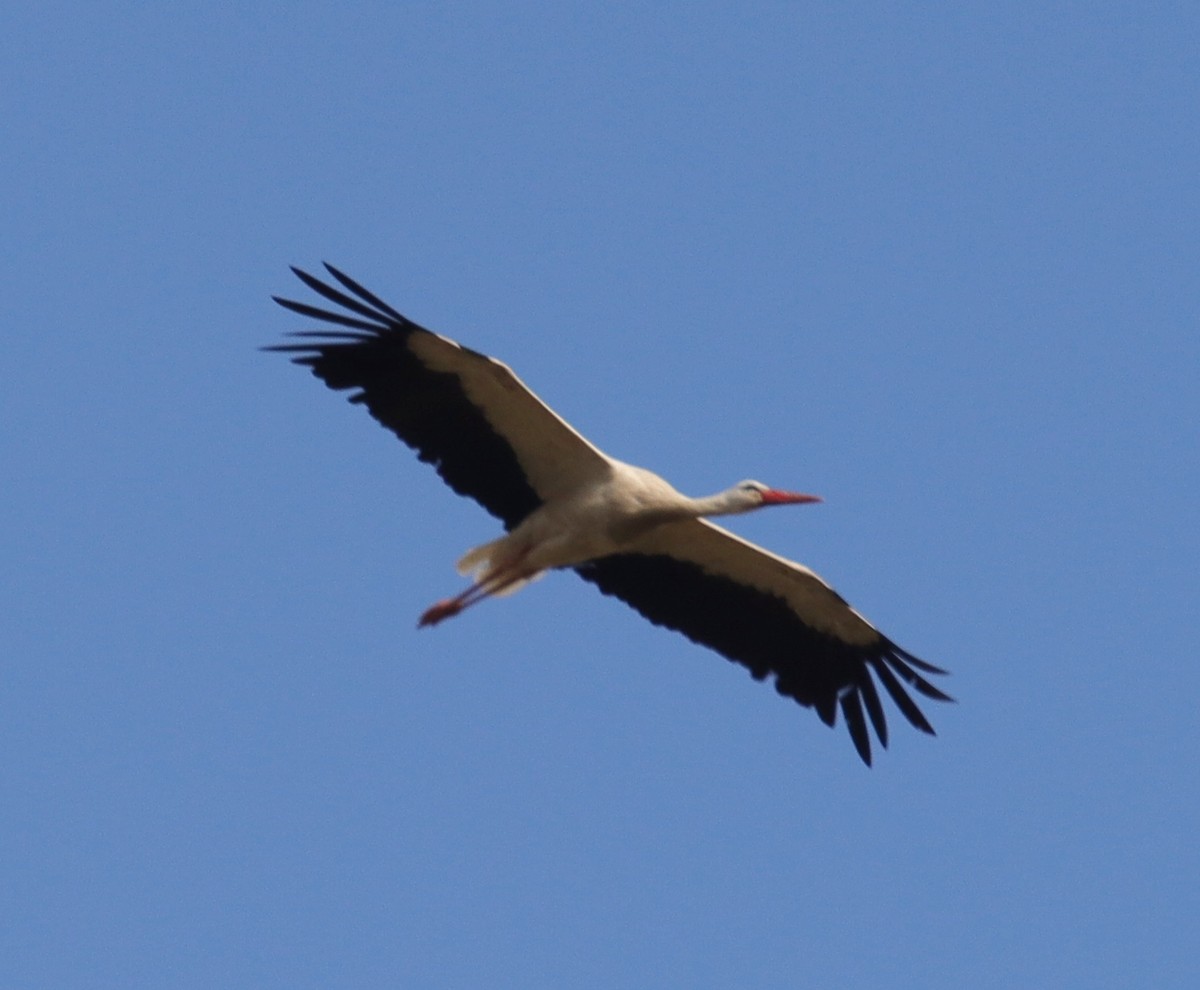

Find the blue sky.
xmin=3 ymin=3 xmax=1197 ymax=987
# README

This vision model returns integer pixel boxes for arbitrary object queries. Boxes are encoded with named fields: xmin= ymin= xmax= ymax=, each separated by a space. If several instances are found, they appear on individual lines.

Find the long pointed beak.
xmin=761 ymin=489 xmax=822 ymax=506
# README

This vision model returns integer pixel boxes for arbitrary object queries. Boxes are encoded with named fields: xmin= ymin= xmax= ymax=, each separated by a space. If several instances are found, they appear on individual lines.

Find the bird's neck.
xmin=684 ymin=488 xmax=748 ymax=519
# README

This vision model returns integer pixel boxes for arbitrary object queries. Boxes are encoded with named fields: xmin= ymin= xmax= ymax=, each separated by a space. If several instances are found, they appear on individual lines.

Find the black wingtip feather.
xmin=322 ymin=263 xmax=408 ymax=322
xmin=888 ymin=653 xmax=955 ymax=702
xmin=840 ymin=691 xmax=873 ymax=766
xmin=286 ymin=267 xmax=394 ymax=325
xmin=279 ymin=330 xmax=377 ymax=341
xmin=899 ymin=650 xmax=950 ymax=676
xmin=859 ymin=674 xmax=889 ymax=749
xmin=872 ymin=659 xmax=938 ymax=736
xmin=272 ymin=295 xmax=386 ymax=332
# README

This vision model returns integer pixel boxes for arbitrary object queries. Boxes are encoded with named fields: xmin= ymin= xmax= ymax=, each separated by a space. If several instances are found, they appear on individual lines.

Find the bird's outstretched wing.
xmin=268 ymin=265 xmax=611 ymax=529
xmin=575 ymin=519 xmax=951 ymax=765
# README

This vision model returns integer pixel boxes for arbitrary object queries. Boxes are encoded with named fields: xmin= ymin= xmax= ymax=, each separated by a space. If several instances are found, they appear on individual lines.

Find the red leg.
xmin=417 ymin=554 xmax=531 ymax=628
xmin=418 ymin=598 xmax=465 ymax=627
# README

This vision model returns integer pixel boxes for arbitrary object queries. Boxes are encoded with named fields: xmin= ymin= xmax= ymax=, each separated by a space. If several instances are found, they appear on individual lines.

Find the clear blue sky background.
xmin=4 ymin=3 xmax=1197 ymax=987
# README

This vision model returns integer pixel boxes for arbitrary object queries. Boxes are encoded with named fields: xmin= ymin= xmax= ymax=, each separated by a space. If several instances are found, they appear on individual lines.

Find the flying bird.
xmin=269 ymin=264 xmax=951 ymax=765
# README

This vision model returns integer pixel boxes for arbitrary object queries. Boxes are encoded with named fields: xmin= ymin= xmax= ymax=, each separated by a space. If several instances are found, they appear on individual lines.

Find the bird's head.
xmin=733 ymin=479 xmax=823 ymax=512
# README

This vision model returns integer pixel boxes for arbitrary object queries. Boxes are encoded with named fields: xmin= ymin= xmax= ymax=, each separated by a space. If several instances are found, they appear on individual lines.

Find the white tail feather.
xmin=456 ymin=536 xmax=544 ymax=598
xmin=456 ymin=537 xmax=507 ymax=579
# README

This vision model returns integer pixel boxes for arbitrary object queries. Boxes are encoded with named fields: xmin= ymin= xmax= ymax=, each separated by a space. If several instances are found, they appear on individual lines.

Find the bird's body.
xmin=269 ymin=265 xmax=951 ymax=765
xmin=428 ymin=464 xmax=820 ymax=627
xmin=472 ymin=459 xmax=694 ymax=576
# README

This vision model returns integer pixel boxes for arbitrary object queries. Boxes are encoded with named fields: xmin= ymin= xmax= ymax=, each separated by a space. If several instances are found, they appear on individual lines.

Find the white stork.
xmin=269 ymin=264 xmax=951 ymax=765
